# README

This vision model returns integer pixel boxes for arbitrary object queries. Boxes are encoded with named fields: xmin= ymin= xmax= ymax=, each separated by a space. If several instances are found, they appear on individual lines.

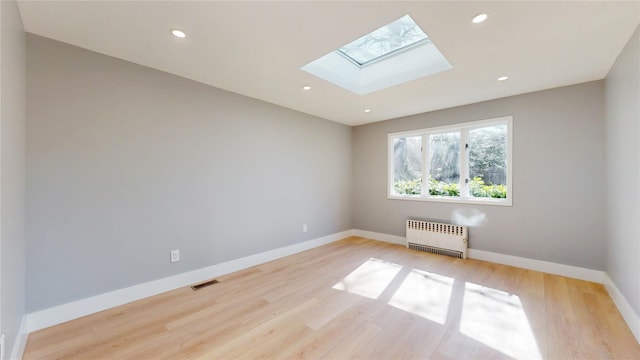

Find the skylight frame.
xmin=336 ymin=15 xmax=431 ymax=67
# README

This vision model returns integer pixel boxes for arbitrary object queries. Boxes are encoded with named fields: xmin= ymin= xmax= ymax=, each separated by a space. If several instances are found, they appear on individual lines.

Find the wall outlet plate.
xmin=170 ymin=249 xmax=180 ymax=263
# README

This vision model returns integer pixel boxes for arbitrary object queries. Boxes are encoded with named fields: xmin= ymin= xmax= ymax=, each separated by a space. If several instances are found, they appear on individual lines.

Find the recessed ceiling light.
xmin=364 ymin=109 xmax=371 ymax=113
xmin=472 ymin=13 xmax=488 ymax=24
xmin=302 ymin=85 xmax=311 ymax=91
xmin=498 ymin=76 xmax=509 ymax=81
xmin=171 ymin=29 xmax=186 ymax=38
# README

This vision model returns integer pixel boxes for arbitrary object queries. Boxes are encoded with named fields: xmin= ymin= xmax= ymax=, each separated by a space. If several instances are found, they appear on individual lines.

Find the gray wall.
xmin=26 ymin=35 xmax=352 ymax=312
xmin=605 ymin=26 xmax=639 ymax=316
xmin=353 ymin=81 xmax=606 ymax=270
xmin=0 ymin=0 xmax=27 ymax=355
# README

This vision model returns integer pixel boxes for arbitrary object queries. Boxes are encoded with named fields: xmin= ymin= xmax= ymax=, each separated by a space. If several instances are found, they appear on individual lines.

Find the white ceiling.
xmin=17 ymin=1 xmax=640 ymax=126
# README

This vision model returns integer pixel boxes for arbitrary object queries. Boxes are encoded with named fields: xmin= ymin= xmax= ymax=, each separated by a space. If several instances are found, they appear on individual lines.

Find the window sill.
xmin=387 ymin=194 xmax=512 ymax=207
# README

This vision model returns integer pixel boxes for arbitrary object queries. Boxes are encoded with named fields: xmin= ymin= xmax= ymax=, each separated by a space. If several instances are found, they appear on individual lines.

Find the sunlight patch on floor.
xmin=461 ymin=282 xmax=542 ymax=359
xmin=333 ymin=258 xmax=402 ymax=299
xmin=388 ymin=269 xmax=454 ymax=324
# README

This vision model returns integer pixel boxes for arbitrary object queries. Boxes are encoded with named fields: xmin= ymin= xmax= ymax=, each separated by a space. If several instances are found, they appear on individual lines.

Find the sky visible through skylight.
xmin=337 ymin=15 xmax=429 ymax=66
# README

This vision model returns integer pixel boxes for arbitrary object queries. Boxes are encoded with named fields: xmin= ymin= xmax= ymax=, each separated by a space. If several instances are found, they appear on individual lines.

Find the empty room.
xmin=1 ymin=1 xmax=639 ymax=359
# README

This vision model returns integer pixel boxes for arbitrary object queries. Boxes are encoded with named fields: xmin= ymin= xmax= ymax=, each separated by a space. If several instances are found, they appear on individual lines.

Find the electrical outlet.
xmin=302 ymin=224 xmax=308 ymax=233
xmin=170 ymin=249 xmax=180 ymax=263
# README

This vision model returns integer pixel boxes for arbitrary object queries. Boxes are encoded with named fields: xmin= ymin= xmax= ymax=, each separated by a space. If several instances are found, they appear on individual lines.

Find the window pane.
xmin=338 ymin=15 xmax=429 ymax=66
xmin=393 ymin=136 xmax=422 ymax=195
xmin=428 ymin=132 xmax=460 ymax=197
xmin=469 ymin=125 xmax=508 ymax=198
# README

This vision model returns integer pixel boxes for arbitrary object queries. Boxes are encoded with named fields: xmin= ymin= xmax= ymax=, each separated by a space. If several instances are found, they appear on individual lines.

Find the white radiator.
xmin=406 ymin=220 xmax=468 ymax=259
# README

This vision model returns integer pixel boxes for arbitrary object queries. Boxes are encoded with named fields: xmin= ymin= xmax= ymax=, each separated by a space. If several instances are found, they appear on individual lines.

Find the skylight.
xmin=301 ymin=14 xmax=452 ymax=95
xmin=337 ymin=15 xmax=429 ymax=67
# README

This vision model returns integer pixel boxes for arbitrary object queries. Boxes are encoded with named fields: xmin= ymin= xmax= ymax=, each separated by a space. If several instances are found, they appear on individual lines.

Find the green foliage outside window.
xmin=394 ymin=177 xmax=506 ymax=198
xmin=429 ymin=177 xmax=460 ymax=196
xmin=468 ymin=177 xmax=507 ymax=198
xmin=394 ymin=178 xmax=421 ymax=195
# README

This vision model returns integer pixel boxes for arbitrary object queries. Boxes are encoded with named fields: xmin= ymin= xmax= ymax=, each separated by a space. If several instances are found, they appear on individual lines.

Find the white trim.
xmin=352 ymin=230 xmax=604 ymax=283
xmin=468 ymin=248 xmax=604 ymax=283
xmin=603 ymin=273 xmax=640 ymax=343
xmin=9 ymin=317 xmax=27 ymax=360
xmin=352 ymin=229 xmax=405 ymax=245
xmin=24 ymin=230 xmax=352 ymax=333
xmin=387 ymin=195 xmax=512 ymax=206
xmin=359 ymin=229 xmax=637 ymax=343
xmin=388 ymin=116 xmax=513 ymax=138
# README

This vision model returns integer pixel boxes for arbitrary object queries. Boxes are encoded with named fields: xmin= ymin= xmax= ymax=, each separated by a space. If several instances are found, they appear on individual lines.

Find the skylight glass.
xmin=337 ymin=15 xmax=429 ymax=66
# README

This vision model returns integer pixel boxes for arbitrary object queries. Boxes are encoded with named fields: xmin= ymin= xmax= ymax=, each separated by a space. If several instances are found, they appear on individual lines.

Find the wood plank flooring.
xmin=23 ymin=237 xmax=640 ymax=359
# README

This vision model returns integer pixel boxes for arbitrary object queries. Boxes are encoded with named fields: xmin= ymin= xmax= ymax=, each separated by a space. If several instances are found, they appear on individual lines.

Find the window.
xmin=337 ymin=15 xmax=429 ymax=67
xmin=389 ymin=116 xmax=512 ymax=206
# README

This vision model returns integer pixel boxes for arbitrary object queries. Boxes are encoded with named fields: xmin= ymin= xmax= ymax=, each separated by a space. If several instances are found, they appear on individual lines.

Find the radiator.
xmin=406 ymin=220 xmax=468 ymax=259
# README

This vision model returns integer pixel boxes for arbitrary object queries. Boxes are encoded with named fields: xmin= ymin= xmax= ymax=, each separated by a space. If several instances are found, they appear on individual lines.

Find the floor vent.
xmin=191 ymin=279 xmax=219 ymax=291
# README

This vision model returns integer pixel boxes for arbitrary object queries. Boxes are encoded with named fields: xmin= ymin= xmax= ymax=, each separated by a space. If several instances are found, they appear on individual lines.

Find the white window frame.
xmin=388 ymin=116 xmax=513 ymax=206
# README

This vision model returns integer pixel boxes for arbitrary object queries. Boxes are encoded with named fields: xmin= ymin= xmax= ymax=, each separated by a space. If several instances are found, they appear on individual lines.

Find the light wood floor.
xmin=24 ymin=237 xmax=639 ymax=359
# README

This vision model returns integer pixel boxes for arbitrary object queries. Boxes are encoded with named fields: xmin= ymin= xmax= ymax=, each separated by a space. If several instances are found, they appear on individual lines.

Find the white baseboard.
xmin=24 ymin=230 xmax=352 ymax=334
xmin=351 ymin=229 xmax=605 ymax=283
xmin=603 ymin=274 xmax=640 ymax=343
xmin=468 ymin=248 xmax=605 ymax=283
xmin=9 ymin=317 xmax=28 ymax=360
xmin=352 ymin=229 xmax=405 ymax=245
